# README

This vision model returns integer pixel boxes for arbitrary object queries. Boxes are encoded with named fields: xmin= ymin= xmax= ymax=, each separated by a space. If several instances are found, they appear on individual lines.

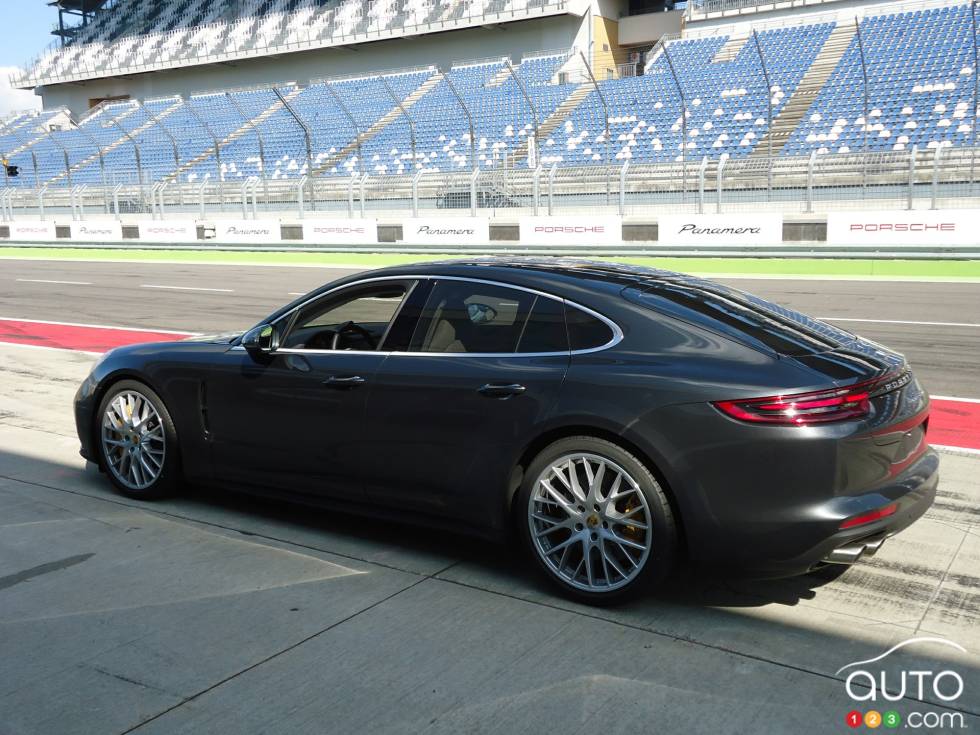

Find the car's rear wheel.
xmin=519 ymin=436 xmax=676 ymax=604
xmin=97 ymin=380 xmax=179 ymax=499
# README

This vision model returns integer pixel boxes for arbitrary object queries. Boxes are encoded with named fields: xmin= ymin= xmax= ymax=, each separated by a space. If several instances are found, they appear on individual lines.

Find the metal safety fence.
xmin=3 ymin=147 xmax=980 ymax=223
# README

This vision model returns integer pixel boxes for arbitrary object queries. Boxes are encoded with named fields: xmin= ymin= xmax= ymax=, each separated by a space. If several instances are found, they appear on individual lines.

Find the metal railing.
xmin=3 ymin=147 xmax=980 ymax=223
xmin=686 ymin=0 xmax=964 ymax=21
xmin=688 ymin=0 xmax=851 ymax=20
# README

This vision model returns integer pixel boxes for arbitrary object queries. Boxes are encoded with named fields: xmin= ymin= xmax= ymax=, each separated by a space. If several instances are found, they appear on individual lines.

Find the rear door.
xmin=363 ymin=278 xmax=570 ymax=527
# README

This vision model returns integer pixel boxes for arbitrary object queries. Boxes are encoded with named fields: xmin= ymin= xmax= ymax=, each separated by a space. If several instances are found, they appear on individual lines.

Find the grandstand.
xmin=2 ymin=0 xmax=979 ymax=224
xmin=11 ymin=0 xmax=574 ymax=89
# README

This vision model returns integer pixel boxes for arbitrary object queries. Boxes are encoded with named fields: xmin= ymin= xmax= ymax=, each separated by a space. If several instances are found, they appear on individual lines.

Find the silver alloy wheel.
xmin=528 ymin=452 xmax=653 ymax=593
xmin=101 ymin=390 xmax=166 ymax=491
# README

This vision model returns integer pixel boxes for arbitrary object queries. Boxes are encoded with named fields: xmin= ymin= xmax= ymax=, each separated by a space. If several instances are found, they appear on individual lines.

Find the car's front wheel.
xmin=519 ymin=436 xmax=677 ymax=604
xmin=96 ymin=379 xmax=180 ymax=499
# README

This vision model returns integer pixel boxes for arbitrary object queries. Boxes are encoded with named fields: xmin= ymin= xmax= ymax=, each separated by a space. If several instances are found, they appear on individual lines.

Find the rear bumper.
xmin=802 ymin=456 xmax=938 ymax=571
xmin=693 ymin=447 xmax=939 ymax=578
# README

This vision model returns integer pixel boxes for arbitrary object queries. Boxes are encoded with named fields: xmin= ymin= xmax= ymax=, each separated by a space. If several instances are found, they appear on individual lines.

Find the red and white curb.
xmin=0 ymin=317 xmax=195 ymax=354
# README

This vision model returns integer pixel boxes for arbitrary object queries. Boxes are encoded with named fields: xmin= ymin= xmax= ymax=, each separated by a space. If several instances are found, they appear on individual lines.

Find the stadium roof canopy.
xmin=48 ymin=0 xmax=111 ymax=44
xmin=47 ymin=0 xmax=109 ymax=11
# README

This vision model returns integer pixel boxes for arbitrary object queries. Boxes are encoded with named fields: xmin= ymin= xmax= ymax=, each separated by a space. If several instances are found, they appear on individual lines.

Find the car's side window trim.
xmin=246 ymin=274 xmax=623 ymax=357
xmin=513 ymin=295 xmax=541 ymax=354
xmin=376 ymin=280 xmax=418 ymax=350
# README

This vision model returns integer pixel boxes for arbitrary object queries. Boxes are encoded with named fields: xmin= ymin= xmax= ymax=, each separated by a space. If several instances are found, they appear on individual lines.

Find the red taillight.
xmin=713 ymin=370 xmax=911 ymax=426
xmin=839 ymin=503 xmax=898 ymax=529
xmin=713 ymin=385 xmax=872 ymax=425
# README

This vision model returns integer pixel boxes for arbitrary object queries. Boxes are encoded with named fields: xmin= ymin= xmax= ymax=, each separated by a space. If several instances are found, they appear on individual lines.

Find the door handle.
xmin=478 ymin=383 xmax=527 ymax=399
xmin=322 ymin=375 xmax=366 ymax=389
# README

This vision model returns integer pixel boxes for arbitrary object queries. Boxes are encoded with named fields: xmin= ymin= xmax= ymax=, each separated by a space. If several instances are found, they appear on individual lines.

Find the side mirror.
xmin=242 ymin=324 xmax=278 ymax=356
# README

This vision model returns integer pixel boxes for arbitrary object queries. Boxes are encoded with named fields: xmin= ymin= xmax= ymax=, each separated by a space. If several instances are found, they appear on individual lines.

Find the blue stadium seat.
xmin=784 ymin=4 xmax=977 ymax=155
xmin=4 ymin=3 xmax=978 ymax=187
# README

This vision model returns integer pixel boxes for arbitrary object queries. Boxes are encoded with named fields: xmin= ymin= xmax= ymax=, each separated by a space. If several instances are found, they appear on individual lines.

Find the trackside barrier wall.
xmin=826 ymin=210 xmax=980 ymax=246
xmin=8 ymin=222 xmax=57 ymax=241
xmin=138 ymin=220 xmax=198 ymax=243
xmin=302 ymin=219 xmax=379 ymax=245
xmin=658 ymin=214 xmax=783 ymax=246
xmin=211 ymin=220 xmax=282 ymax=243
xmin=68 ymin=221 xmax=122 ymax=241
xmin=402 ymin=218 xmax=490 ymax=245
xmin=5 ymin=212 xmax=980 ymax=249
xmin=519 ymin=216 xmax=623 ymax=245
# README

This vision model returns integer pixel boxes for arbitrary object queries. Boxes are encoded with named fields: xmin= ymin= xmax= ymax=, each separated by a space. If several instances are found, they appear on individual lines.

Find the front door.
xmin=207 ymin=279 xmax=415 ymax=500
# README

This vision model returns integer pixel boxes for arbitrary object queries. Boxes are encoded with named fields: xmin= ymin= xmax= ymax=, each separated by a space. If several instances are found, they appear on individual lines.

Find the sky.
xmin=0 ymin=2 xmax=62 ymax=116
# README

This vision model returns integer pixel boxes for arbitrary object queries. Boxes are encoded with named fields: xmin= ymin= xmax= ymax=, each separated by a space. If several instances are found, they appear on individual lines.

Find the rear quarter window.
xmin=565 ymin=305 xmax=615 ymax=351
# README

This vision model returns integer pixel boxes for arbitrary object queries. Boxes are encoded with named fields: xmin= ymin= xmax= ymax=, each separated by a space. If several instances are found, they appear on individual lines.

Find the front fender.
xmin=75 ymin=341 xmax=227 ymax=481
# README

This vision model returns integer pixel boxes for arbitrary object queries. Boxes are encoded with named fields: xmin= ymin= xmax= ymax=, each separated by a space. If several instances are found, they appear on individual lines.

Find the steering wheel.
xmin=330 ymin=321 xmax=377 ymax=350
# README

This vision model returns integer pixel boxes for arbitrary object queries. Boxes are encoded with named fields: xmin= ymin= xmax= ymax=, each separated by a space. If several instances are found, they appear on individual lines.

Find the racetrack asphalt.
xmin=1 ymin=257 xmax=977 ymax=397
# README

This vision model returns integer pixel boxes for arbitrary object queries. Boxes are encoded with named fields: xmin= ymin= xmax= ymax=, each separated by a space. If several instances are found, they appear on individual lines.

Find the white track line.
xmin=140 ymin=284 xmax=234 ymax=293
xmin=932 ymin=395 xmax=980 ymax=404
xmin=711 ymin=274 xmax=980 ymax=283
xmin=0 ymin=341 xmax=101 ymax=357
xmin=16 ymin=278 xmax=93 ymax=285
xmin=0 ymin=256 xmax=367 ymax=270
xmin=0 ymin=316 xmax=197 ymax=335
xmin=932 ymin=445 xmax=980 ymax=457
xmin=818 ymin=316 xmax=980 ymax=328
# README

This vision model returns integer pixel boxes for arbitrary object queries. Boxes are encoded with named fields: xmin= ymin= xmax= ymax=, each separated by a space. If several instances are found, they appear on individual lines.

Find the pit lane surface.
xmin=0 ymin=343 xmax=977 ymax=734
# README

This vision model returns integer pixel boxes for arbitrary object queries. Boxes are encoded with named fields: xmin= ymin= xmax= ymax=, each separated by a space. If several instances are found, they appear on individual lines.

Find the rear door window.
xmin=406 ymin=280 xmax=572 ymax=355
xmin=410 ymin=280 xmax=535 ymax=354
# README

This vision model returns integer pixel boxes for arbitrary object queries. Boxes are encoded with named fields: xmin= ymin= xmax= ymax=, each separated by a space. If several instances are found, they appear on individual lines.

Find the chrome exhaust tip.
xmin=824 ymin=544 xmax=866 ymax=565
xmin=822 ymin=534 xmax=887 ymax=565
xmin=863 ymin=537 xmax=885 ymax=557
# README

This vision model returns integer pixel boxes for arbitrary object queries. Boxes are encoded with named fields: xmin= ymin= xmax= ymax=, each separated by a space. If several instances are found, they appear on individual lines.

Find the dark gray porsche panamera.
xmin=74 ymin=259 xmax=938 ymax=603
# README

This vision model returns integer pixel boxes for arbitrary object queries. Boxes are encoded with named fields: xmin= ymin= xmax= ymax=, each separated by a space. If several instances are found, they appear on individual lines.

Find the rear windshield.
xmin=622 ymin=280 xmax=855 ymax=357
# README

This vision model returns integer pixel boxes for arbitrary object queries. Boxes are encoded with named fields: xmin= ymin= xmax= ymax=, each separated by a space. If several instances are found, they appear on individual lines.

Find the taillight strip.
xmin=713 ymin=370 xmax=908 ymax=426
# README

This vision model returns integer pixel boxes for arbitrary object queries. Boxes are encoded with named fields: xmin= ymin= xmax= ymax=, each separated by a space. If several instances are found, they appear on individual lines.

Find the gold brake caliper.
xmin=619 ymin=499 xmax=644 ymax=542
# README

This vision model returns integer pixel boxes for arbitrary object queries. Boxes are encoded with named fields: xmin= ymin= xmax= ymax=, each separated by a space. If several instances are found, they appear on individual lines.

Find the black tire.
xmin=518 ymin=435 xmax=677 ymax=605
xmin=95 ymin=379 xmax=180 ymax=499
